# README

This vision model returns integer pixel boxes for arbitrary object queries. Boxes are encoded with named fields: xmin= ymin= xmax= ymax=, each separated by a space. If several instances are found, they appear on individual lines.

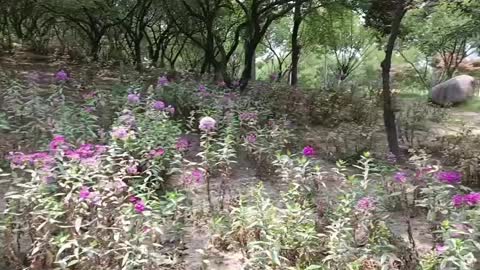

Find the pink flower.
xmin=129 ymin=196 xmax=140 ymax=204
xmin=218 ymin=81 xmax=226 ymax=87
xmin=184 ymin=169 xmax=204 ymax=184
xmin=111 ymin=127 xmax=130 ymax=140
xmin=356 ymin=197 xmax=376 ymax=212
xmin=126 ymin=165 xmax=138 ymax=175
xmin=246 ymin=133 xmax=257 ymax=143
xmin=55 ymin=69 xmax=69 ymax=82
xmin=437 ymin=171 xmax=462 ymax=184
xmin=436 ymin=244 xmax=448 ymax=254
xmin=134 ymin=201 xmax=146 ymax=213
xmin=303 ymin=146 xmax=315 ymax=157
xmin=239 ymin=112 xmax=258 ymax=122
xmin=153 ymin=100 xmax=166 ymax=110
xmin=149 ymin=148 xmax=165 ymax=158
xmin=394 ymin=171 xmax=408 ymax=183
xmin=88 ymin=192 xmax=101 ymax=205
xmin=464 ymin=192 xmax=480 ymax=206
xmin=199 ymin=117 xmax=216 ymax=131
xmin=176 ymin=138 xmax=189 ymax=152
xmin=49 ymin=135 xmax=67 ymax=152
xmin=191 ymin=169 xmax=204 ymax=183
xmin=127 ymin=93 xmax=140 ymax=104
xmin=452 ymin=194 xmax=464 ymax=208
xmin=157 ymin=76 xmax=169 ymax=87
xmin=79 ymin=186 xmax=91 ymax=200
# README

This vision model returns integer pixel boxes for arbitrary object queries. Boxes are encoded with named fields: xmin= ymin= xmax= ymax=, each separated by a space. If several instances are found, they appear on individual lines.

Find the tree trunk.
xmin=290 ymin=0 xmax=302 ymax=86
xmin=381 ymin=1 xmax=408 ymax=160
xmin=134 ymin=40 xmax=143 ymax=71
xmin=240 ymin=40 xmax=256 ymax=90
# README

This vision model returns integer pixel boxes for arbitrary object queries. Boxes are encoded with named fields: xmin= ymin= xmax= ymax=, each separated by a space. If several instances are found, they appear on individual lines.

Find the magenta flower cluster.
xmin=184 ymin=169 xmax=204 ymax=185
xmin=55 ymin=69 xmax=69 ymax=82
xmin=246 ymin=133 xmax=257 ymax=144
xmin=199 ymin=117 xmax=216 ymax=131
xmin=239 ymin=112 xmax=258 ymax=122
xmin=111 ymin=126 xmax=132 ymax=141
xmin=49 ymin=135 xmax=69 ymax=152
xmin=129 ymin=196 xmax=147 ymax=213
xmin=127 ymin=93 xmax=140 ymax=104
xmin=157 ymin=76 xmax=169 ymax=87
xmin=356 ymin=197 xmax=376 ymax=212
xmin=65 ymin=144 xmax=107 ymax=160
xmin=79 ymin=186 xmax=101 ymax=205
xmin=8 ymin=151 xmax=54 ymax=170
xmin=452 ymin=192 xmax=480 ymax=208
xmin=437 ymin=170 xmax=462 ymax=184
xmin=303 ymin=146 xmax=315 ymax=157
xmin=176 ymin=138 xmax=190 ymax=152
xmin=148 ymin=147 xmax=165 ymax=158
xmin=394 ymin=171 xmax=409 ymax=183
xmin=152 ymin=100 xmax=166 ymax=110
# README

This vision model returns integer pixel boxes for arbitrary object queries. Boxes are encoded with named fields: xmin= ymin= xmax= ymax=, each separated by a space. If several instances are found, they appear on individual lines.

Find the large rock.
xmin=431 ymin=75 xmax=476 ymax=106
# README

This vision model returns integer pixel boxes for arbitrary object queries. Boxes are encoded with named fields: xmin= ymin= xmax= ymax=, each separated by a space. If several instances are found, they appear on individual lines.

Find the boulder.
xmin=431 ymin=75 xmax=476 ymax=106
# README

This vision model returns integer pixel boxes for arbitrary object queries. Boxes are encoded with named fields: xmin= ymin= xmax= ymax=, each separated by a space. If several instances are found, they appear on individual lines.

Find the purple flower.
xmin=149 ymin=148 xmax=165 ymax=158
xmin=437 ymin=171 xmax=462 ymax=184
xmin=129 ymin=196 xmax=140 ymax=204
xmin=88 ymin=191 xmax=101 ymax=205
xmin=464 ymin=192 xmax=480 ymax=206
xmin=303 ymin=146 xmax=315 ymax=157
xmin=198 ymin=84 xmax=207 ymax=92
xmin=246 ymin=133 xmax=257 ymax=143
xmin=126 ymin=165 xmax=138 ymax=175
xmin=239 ymin=112 xmax=258 ymax=122
xmin=436 ymin=244 xmax=448 ymax=254
xmin=111 ymin=126 xmax=130 ymax=141
xmin=184 ymin=169 xmax=204 ymax=184
xmin=451 ymin=192 xmax=480 ymax=208
xmin=134 ymin=201 xmax=146 ymax=213
xmin=452 ymin=194 xmax=465 ymax=208
xmin=152 ymin=100 xmax=166 ymax=110
xmin=199 ymin=117 xmax=216 ymax=131
xmin=270 ymin=73 xmax=278 ymax=82
xmin=79 ymin=186 xmax=91 ymax=200
xmin=49 ymin=135 xmax=67 ymax=152
xmin=127 ymin=93 xmax=140 ymax=104
xmin=394 ymin=171 xmax=408 ymax=183
xmin=157 ymin=76 xmax=169 ymax=87
xmin=191 ymin=169 xmax=204 ymax=183
xmin=356 ymin=197 xmax=376 ymax=212
xmin=176 ymin=138 xmax=189 ymax=152
xmin=55 ymin=69 xmax=69 ymax=82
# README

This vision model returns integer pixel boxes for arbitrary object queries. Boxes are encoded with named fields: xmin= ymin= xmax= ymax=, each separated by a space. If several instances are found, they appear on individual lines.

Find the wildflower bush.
xmin=2 ymin=86 xmax=190 ymax=269
xmin=2 ymin=73 xmax=480 ymax=270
